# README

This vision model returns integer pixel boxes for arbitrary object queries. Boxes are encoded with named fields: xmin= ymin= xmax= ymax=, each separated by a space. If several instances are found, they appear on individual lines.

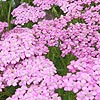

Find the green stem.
xmin=52 ymin=7 xmax=59 ymax=17
xmin=3 ymin=88 xmax=11 ymax=96
xmin=1 ymin=0 xmax=3 ymax=17
xmin=7 ymin=0 xmax=12 ymax=30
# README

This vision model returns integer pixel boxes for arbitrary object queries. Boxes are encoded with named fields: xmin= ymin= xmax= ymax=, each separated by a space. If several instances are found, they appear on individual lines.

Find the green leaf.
xmin=23 ymin=21 xmax=34 ymax=28
xmin=0 ymin=1 xmax=9 ymax=21
xmin=98 ymin=30 xmax=100 ymax=33
xmin=64 ymin=18 xmax=85 ymax=29
xmin=51 ymin=6 xmax=59 ymax=17
xmin=90 ymin=2 xmax=96 ymax=7
xmin=71 ymin=18 xmax=85 ymax=24
xmin=0 ymin=86 xmax=19 ymax=100
xmin=55 ymin=88 xmax=76 ymax=100
xmin=50 ymin=5 xmax=65 ymax=18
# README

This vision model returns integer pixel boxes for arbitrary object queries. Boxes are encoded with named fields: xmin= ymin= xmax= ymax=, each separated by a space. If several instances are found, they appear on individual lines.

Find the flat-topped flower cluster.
xmin=0 ymin=0 xmax=100 ymax=100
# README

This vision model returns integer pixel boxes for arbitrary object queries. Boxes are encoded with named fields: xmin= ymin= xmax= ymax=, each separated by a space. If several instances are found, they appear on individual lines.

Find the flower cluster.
xmin=82 ymin=4 xmax=100 ymax=25
xmin=0 ymin=56 xmax=62 ymax=100
xmin=0 ymin=26 xmax=48 ymax=71
xmin=60 ymin=23 xmax=100 ymax=58
xmin=32 ymin=19 xmax=66 ymax=46
xmin=62 ymin=57 xmax=100 ymax=100
xmin=11 ymin=3 xmax=46 ymax=25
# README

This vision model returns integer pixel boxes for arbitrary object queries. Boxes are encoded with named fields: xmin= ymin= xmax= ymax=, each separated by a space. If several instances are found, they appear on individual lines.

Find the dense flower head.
xmin=32 ymin=19 xmax=66 ymax=46
xmin=11 ymin=3 xmax=46 ymax=25
xmin=1 ymin=56 xmax=57 ymax=86
xmin=62 ymin=57 xmax=100 ymax=100
xmin=60 ymin=23 xmax=100 ymax=58
xmin=0 ymin=56 xmax=63 ymax=100
xmin=0 ymin=27 xmax=48 ymax=70
xmin=82 ymin=4 xmax=100 ymax=25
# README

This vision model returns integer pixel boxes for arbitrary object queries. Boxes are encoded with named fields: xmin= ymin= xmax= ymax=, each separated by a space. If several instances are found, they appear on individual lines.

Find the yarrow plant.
xmin=0 ymin=0 xmax=100 ymax=100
